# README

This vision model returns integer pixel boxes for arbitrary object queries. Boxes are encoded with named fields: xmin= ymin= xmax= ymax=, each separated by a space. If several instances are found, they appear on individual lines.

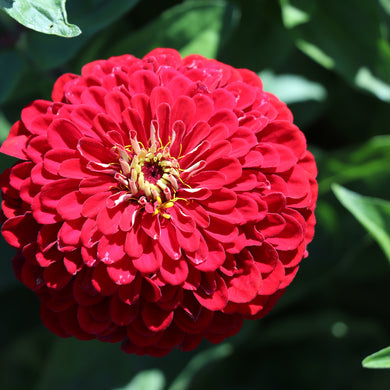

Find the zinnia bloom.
xmin=0 ymin=48 xmax=317 ymax=356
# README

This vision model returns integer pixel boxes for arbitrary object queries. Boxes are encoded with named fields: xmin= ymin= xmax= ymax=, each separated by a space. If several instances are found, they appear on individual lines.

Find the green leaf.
xmin=22 ymin=0 xmax=139 ymax=70
xmin=279 ymin=0 xmax=390 ymax=101
xmin=115 ymin=370 xmax=165 ymax=390
xmin=318 ymin=136 xmax=390 ymax=195
xmin=0 ymin=50 xmax=26 ymax=104
xmin=259 ymin=70 xmax=327 ymax=104
xmin=109 ymin=0 xmax=240 ymax=59
xmin=0 ymin=0 xmax=81 ymax=37
xmin=168 ymin=343 xmax=233 ymax=390
xmin=0 ymin=111 xmax=11 ymax=142
xmin=279 ymin=0 xmax=310 ymax=28
xmin=363 ymin=346 xmax=390 ymax=369
xmin=332 ymin=184 xmax=390 ymax=262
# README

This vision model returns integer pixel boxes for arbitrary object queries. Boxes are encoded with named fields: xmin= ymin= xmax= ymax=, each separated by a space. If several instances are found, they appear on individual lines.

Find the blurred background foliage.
xmin=1 ymin=0 xmax=390 ymax=388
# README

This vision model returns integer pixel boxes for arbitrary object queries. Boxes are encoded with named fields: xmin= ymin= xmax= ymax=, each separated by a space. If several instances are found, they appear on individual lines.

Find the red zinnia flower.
xmin=0 ymin=48 xmax=317 ymax=356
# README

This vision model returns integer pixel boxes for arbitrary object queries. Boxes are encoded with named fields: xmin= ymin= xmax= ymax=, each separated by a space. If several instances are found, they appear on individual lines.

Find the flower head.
xmin=0 ymin=48 xmax=317 ymax=356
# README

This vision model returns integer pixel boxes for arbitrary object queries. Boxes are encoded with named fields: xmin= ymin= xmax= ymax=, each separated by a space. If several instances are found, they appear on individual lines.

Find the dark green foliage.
xmin=1 ymin=0 xmax=390 ymax=388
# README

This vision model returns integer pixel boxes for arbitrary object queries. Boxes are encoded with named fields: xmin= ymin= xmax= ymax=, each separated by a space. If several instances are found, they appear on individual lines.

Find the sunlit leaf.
xmin=332 ymin=184 xmax=390 ymax=262
xmin=0 ymin=111 xmax=11 ymax=142
xmin=363 ymin=346 xmax=390 ymax=369
xmin=115 ymin=370 xmax=165 ymax=390
xmin=23 ymin=0 xmax=139 ymax=70
xmin=279 ymin=0 xmax=310 ymax=28
xmin=0 ymin=0 xmax=80 ymax=37
xmin=259 ymin=70 xmax=327 ymax=104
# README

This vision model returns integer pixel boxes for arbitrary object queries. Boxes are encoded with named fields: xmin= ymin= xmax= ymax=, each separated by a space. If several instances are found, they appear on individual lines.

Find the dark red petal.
xmin=91 ymin=263 xmax=118 ymax=296
xmin=141 ymin=303 xmax=174 ymax=332
xmin=118 ymin=276 xmax=142 ymax=305
xmin=44 ymin=260 xmax=73 ymax=289
xmin=1 ymin=213 xmax=38 ymax=248
xmin=110 ymin=293 xmax=138 ymax=325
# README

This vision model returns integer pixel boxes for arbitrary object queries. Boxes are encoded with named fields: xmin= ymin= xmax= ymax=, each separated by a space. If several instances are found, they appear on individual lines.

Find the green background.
xmin=1 ymin=0 xmax=390 ymax=388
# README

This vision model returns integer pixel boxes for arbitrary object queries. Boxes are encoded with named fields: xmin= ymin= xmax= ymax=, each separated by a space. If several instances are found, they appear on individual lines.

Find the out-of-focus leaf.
xmin=115 ymin=370 xmax=165 ymax=390
xmin=279 ymin=0 xmax=390 ymax=101
xmin=259 ymin=70 xmax=327 ymax=104
xmin=168 ymin=343 xmax=233 ymax=390
xmin=279 ymin=0 xmax=310 ymax=28
xmin=32 ymin=338 xmax=138 ymax=390
xmin=318 ymin=136 xmax=390 ymax=195
xmin=109 ymin=0 xmax=240 ymax=59
xmin=0 ymin=0 xmax=81 ymax=37
xmin=332 ymin=184 xmax=390 ymax=262
xmin=22 ymin=0 xmax=139 ymax=70
xmin=0 ymin=50 xmax=26 ymax=104
xmin=363 ymin=346 xmax=390 ymax=368
xmin=68 ymin=0 xmax=139 ymax=34
xmin=0 ymin=111 xmax=11 ymax=142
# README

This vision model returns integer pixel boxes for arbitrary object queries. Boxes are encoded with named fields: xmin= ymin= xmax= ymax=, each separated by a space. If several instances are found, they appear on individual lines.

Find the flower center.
xmin=113 ymin=125 xmax=183 ymax=218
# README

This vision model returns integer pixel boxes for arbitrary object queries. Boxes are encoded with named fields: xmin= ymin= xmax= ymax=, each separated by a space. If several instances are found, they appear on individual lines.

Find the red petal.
xmin=129 ymin=69 xmax=159 ymax=95
xmin=104 ymin=90 xmax=130 ymax=123
xmin=160 ymin=257 xmax=188 ymax=285
xmin=81 ymin=191 xmax=111 ymax=218
xmin=107 ymin=257 xmax=137 ymax=285
xmin=226 ymin=81 xmax=257 ymax=110
xmin=78 ymin=138 xmax=116 ymax=164
xmin=257 ymin=259 xmax=285 ymax=295
xmin=47 ymin=118 xmax=83 ymax=150
xmin=132 ymin=244 xmax=162 ymax=274
xmin=58 ymin=219 xmax=82 ymax=249
xmin=260 ymin=121 xmax=306 ymax=159
xmin=159 ymin=222 xmax=181 ymax=260
xmin=194 ymin=273 xmax=228 ymax=311
xmin=97 ymin=233 xmax=126 ymax=264
xmin=0 ymin=121 xmax=29 ymax=159
xmin=44 ymin=149 xmax=76 ymax=175
xmin=226 ymin=250 xmax=261 ymax=303
xmin=57 ymin=191 xmax=87 ymax=220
